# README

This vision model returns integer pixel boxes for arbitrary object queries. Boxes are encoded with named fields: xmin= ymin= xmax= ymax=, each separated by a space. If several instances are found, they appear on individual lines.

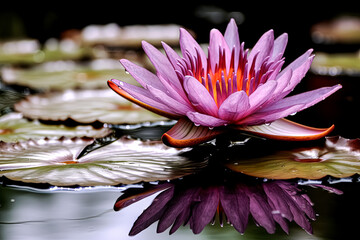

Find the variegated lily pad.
xmin=1 ymin=59 xmax=138 ymax=90
xmin=226 ymin=136 xmax=360 ymax=179
xmin=0 ymin=113 xmax=112 ymax=142
xmin=0 ymin=137 xmax=205 ymax=186
xmin=14 ymin=89 xmax=167 ymax=124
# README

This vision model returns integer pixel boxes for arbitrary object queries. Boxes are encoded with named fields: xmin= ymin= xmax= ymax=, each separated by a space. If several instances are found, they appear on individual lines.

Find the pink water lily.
xmin=108 ymin=19 xmax=341 ymax=147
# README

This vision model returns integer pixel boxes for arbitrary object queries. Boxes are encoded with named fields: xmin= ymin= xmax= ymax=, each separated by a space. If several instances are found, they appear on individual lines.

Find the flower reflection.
xmin=114 ymin=165 xmax=341 ymax=236
xmin=108 ymin=18 xmax=341 ymax=147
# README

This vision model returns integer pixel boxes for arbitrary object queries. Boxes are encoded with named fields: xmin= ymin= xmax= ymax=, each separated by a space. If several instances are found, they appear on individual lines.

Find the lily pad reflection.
xmin=226 ymin=136 xmax=360 ymax=179
xmin=0 ymin=137 xmax=206 ymax=186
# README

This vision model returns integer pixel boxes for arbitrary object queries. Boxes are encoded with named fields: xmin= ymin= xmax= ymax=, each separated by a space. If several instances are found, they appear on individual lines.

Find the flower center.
xmin=179 ymin=44 xmax=282 ymax=107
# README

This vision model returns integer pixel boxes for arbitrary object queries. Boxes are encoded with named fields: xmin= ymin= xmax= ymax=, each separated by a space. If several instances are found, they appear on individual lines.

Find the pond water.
xmin=1 ymin=174 xmax=359 ymax=240
xmin=2 ymin=9 xmax=360 ymax=239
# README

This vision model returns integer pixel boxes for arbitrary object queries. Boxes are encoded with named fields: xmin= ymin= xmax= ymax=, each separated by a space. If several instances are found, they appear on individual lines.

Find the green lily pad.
xmin=0 ymin=113 xmax=112 ymax=142
xmin=311 ymin=16 xmax=360 ymax=44
xmin=14 ymin=89 xmax=167 ymax=124
xmin=81 ymin=23 xmax=181 ymax=48
xmin=226 ymin=136 xmax=360 ymax=179
xmin=1 ymin=59 xmax=138 ymax=91
xmin=0 ymin=137 xmax=205 ymax=186
xmin=311 ymin=52 xmax=360 ymax=76
xmin=0 ymin=39 xmax=90 ymax=65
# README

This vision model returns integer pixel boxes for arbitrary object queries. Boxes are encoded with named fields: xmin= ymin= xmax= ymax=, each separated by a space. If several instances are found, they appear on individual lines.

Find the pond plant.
xmin=108 ymin=19 xmax=341 ymax=147
xmin=1 ymin=17 xmax=358 ymax=239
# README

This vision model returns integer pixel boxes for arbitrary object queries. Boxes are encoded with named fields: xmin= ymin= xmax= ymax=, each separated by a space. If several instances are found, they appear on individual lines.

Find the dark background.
xmin=1 ymin=1 xmax=359 ymax=60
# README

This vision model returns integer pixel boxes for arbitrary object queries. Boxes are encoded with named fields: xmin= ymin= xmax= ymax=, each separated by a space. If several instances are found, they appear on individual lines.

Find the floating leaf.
xmin=0 ymin=113 xmax=112 ymax=142
xmin=226 ymin=136 xmax=360 ymax=179
xmin=1 ymin=59 xmax=138 ymax=91
xmin=0 ymin=39 xmax=90 ymax=65
xmin=81 ymin=23 xmax=181 ymax=48
xmin=311 ymin=16 xmax=360 ymax=44
xmin=311 ymin=52 xmax=360 ymax=76
xmin=14 ymin=89 xmax=167 ymax=124
xmin=0 ymin=137 xmax=205 ymax=186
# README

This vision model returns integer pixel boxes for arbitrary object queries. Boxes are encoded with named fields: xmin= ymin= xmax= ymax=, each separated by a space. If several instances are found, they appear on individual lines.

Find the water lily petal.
xmin=220 ymin=185 xmax=249 ymax=233
xmin=264 ymin=181 xmax=314 ymax=234
xmin=157 ymin=187 xmax=198 ymax=233
xmin=108 ymin=79 xmax=180 ymax=119
xmin=147 ymin=84 xmax=194 ymax=115
xmin=271 ymin=33 xmax=288 ymax=60
xmin=162 ymin=41 xmax=182 ymax=72
xmin=129 ymin=188 xmax=175 ymax=236
xmin=155 ymin=73 xmax=193 ymax=106
xmin=285 ymin=56 xmax=315 ymax=95
xmin=234 ymin=118 xmax=335 ymax=141
xmin=224 ymin=19 xmax=241 ymax=50
xmin=278 ymin=49 xmax=312 ymax=78
xmin=224 ymin=18 xmax=241 ymax=68
xmin=248 ymin=30 xmax=274 ymax=70
xmin=209 ymin=29 xmax=231 ymax=72
xmin=218 ymin=90 xmax=250 ymax=121
xmin=277 ymin=50 xmax=314 ymax=97
xmin=243 ymin=84 xmax=341 ymax=125
xmin=263 ymin=182 xmax=294 ymax=221
xmin=189 ymin=187 xmax=219 ymax=234
xmin=162 ymin=118 xmax=225 ymax=147
xmin=259 ymin=84 xmax=342 ymax=116
xmin=142 ymin=41 xmax=184 ymax=95
xmin=267 ymin=69 xmax=293 ymax=105
xmin=119 ymin=59 xmax=166 ymax=91
xmin=183 ymin=76 xmax=218 ymax=116
xmin=179 ymin=28 xmax=207 ymax=71
xmin=248 ymin=80 xmax=277 ymax=112
xmin=187 ymin=112 xmax=228 ymax=128
xmin=248 ymin=189 xmax=276 ymax=234
xmin=114 ymin=183 xmax=173 ymax=211
xmin=239 ymin=105 xmax=303 ymax=126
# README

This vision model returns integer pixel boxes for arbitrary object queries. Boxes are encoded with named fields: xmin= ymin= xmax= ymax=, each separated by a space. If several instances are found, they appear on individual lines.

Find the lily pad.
xmin=0 ymin=112 xmax=112 ymax=142
xmin=226 ymin=136 xmax=360 ymax=179
xmin=0 ymin=137 xmax=205 ymax=186
xmin=0 ymin=39 xmax=90 ymax=65
xmin=311 ymin=52 xmax=360 ymax=76
xmin=1 ymin=59 xmax=138 ymax=91
xmin=14 ymin=89 xmax=167 ymax=124
xmin=311 ymin=16 xmax=360 ymax=44
xmin=81 ymin=23 xmax=181 ymax=48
